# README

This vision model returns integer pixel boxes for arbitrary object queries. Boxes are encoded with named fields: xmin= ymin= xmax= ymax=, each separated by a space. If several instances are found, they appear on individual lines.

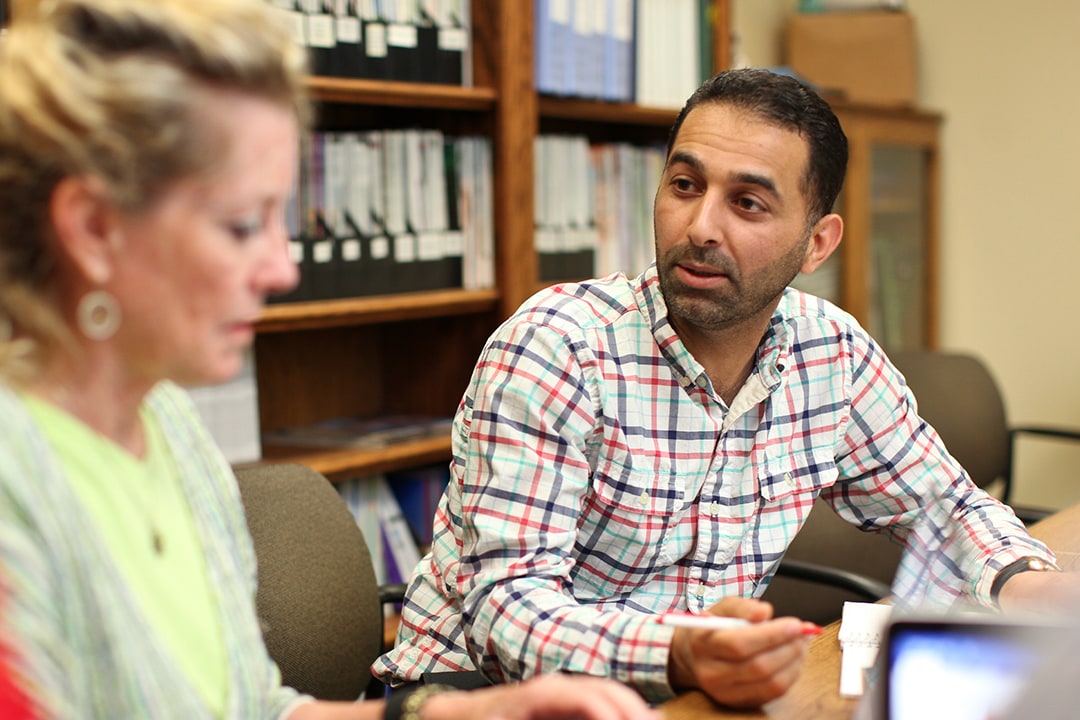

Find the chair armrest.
xmin=1012 ymin=425 xmax=1080 ymax=444
xmin=775 ymin=558 xmax=892 ymax=602
xmin=1007 ymin=425 xmax=1080 ymax=520
xmin=378 ymin=582 xmax=408 ymax=605
xmin=1012 ymin=504 xmax=1055 ymax=527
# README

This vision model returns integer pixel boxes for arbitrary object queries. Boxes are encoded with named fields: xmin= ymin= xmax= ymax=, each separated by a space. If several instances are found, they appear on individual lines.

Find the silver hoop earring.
xmin=77 ymin=290 xmax=121 ymax=341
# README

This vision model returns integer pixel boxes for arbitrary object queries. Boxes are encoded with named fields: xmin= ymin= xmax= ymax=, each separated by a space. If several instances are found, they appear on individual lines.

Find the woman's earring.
xmin=77 ymin=290 xmax=121 ymax=341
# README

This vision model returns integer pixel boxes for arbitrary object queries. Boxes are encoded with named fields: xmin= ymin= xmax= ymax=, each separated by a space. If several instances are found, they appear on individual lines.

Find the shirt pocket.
xmin=758 ymin=447 xmax=839 ymax=504
xmin=753 ymin=447 xmax=840 ymax=558
xmin=572 ymin=456 xmax=695 ymax=597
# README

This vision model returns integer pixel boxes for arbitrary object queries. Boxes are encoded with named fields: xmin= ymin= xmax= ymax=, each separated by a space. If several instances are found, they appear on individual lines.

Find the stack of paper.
xmin=837 ymin=601 xmax=893 ymax=698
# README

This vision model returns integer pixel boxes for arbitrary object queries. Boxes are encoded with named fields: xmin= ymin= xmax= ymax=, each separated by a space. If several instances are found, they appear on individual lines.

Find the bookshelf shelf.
xmin=257 ymin=435 xmax=454 ymax=483
xmin=538 ymin=97 xmax=680 ymax=127
xmin=307 ymin=76 xmax=497 ymax=111
xmin=257 ymin=288 xmax=500 ymax=333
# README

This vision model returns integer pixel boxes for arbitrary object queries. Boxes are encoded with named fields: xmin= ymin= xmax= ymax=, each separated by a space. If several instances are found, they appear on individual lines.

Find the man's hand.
xmin=666 ymin=597 xmax=816 ymax=708
xmin=997 ymin=568 xmax=1080 ymax=614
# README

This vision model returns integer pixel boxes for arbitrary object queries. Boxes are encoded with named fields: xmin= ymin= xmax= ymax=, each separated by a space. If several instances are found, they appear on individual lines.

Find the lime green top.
xmin=24 ymin=394 xmax=227 ymax=712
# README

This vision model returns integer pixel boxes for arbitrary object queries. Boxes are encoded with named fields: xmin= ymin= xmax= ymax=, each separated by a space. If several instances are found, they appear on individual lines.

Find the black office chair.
xmin=765 ymin=498 xmax=901 ymax=626
xmin=235 ymin=463 xmax=405 ymax=701
xmin=890 ymin=349 xmax=1080 ymax=524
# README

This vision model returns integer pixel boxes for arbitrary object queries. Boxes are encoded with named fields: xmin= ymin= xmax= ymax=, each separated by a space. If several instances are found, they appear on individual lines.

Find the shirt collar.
xmin=635 ymin=263 xmax=795 ymax=394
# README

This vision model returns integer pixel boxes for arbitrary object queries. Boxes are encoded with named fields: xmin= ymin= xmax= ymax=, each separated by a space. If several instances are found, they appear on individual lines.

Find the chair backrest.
xmin=234 ymin=463 xmax=382 ymax=701
xmin=762 ymin=497 xmax=904 ymax=626
xmin=889 ymin=349 xmax=1012 ymax=494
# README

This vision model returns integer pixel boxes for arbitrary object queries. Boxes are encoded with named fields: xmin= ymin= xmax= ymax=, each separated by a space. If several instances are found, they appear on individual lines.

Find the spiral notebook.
xmin=837 ymin=601 xmax=893 ymax=697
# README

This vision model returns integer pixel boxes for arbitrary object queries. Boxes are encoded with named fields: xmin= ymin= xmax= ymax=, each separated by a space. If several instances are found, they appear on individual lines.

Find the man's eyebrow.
xmin=666 ymin=150 xmax=704 ymax=174
xmin=732 ymin=171 xmax=779 ymax=198
xmin=667 ymin=151 xmax=781 ymax=198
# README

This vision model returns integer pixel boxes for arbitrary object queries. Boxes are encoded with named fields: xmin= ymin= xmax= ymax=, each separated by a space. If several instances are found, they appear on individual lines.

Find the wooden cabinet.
xmin=792 ymin=102 xmax=942 ymax=351
xmin=254 ymin=1 xmax=732 ymax=481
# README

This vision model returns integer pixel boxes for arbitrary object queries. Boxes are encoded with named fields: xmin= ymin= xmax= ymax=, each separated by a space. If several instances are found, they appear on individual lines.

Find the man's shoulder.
xmin=779 ymin=287 xmax=866 ymax=335
xmin=514 ymin=273 xmax=644 ymax=331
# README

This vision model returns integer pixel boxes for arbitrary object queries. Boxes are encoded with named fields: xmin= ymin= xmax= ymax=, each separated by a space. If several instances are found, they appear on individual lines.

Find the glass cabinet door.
xmin=867 ymin=143 xmax=930 ymax=351
xmin=792 ymin=104 xmax=941 ymax=352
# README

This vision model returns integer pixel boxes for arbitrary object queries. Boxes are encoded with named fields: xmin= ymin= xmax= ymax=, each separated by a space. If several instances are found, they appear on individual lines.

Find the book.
xmin=374 ymin=475 xmax=422 ymax=589
xmin=837 ymin=600 xmax=893 ymax=698
xmin=336 ymin=474 xmax=387 ymax=584
xmin=386 ymin=464 xmax=450 ymax=551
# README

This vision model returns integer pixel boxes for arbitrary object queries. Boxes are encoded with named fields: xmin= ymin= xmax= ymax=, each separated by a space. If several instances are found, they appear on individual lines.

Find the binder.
xmin=323 ymin=133 xmax=355 ymax=298
xmin=308 ymin=215 xmax=339 ymax=301
xmin=302 ymin=0 xmax=337 ymax=77
xmin=385 ymin=2 xmax=422 ymax=82
xmin=415 ymin=2 xmax=441 ymax=84
xmin=399 ymin=130 xmax=429 ymax=291
xmin=408 ymin=129 xmax=458 ymax=290
xmin=363 ymin=131 xmax=397 ymax=295
xmin=360 ymin=1 xmax=389 ymax=80
xmin=341 ymin=132 xmax=373 ymax=297
xmin=535 ymin=0 xmax=572 ymax=95
xmin=570 ymin=0 xmax=601 ymax=98
xmin=331 ymin=0 xmax=365 ymax=78
xmin=304 ymin=133 xmax=338 ymax=300
xmin=433 ymin=0 xmax=468 ymax=85
xmin=605 ymin=0 xmax=635 ymax=102
xmin=392 ymin=231 xmax=422 ymax=294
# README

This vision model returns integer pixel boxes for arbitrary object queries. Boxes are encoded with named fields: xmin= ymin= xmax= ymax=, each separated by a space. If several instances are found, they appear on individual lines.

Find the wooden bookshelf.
xmin=252 ymin=0 xmax=734 ymax=481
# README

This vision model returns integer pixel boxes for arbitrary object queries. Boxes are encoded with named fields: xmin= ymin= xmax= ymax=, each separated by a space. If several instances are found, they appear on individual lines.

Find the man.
xmin=373 ymin=68 xmax=1070 ymax=708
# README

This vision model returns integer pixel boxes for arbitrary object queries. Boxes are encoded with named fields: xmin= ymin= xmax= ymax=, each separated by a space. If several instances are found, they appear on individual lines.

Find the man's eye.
xmin=672 ymin=178 xmax=697 ymax=193
xmin=735 ymin=196 xmax=765 ymax=212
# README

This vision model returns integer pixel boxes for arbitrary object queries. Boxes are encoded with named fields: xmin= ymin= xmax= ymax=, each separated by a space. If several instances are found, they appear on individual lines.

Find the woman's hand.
xmin=423 ymin=674 xmax=661 ymax=720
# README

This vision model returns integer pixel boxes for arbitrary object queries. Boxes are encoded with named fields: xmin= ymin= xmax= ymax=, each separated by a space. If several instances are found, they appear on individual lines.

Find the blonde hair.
xmin=0 ymin=0 xmax=311 ymax=381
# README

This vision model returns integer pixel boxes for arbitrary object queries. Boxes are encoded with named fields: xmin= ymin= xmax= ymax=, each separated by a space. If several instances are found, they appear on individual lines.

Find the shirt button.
xmin=637 ymin=491 xmax=649 ymax=507
xmin=696 ymin=376 xmax=708 ymax=388
xmin=709 ymin=501 xmax=720 ymax=516
xmin=679 ymin=375 xmax=691 ymax=387
xmin=784 ymin=472 xmax=794 ymax=486
xmin=696 ymin=586 xmax=706 ymax=598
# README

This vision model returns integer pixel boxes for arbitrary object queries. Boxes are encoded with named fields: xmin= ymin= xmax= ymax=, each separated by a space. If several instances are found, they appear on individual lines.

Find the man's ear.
xmin=801 ymin=212 xmax=843 ymax=274
xmin=49 ymin=176 xmax=121 ymax=286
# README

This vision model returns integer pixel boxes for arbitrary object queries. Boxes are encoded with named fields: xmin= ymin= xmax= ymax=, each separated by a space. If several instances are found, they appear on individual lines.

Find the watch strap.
xmin=990 ymin=556 xmax=1060 ymax=604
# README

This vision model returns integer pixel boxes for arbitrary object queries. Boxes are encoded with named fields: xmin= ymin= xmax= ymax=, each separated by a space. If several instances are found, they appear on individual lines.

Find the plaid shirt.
xmin=373 ymin=264 xmax=1053 ymax=702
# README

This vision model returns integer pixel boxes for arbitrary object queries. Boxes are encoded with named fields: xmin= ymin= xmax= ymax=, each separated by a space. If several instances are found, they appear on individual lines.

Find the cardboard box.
xmin=785 ymin=11 xmax=916 ymax=106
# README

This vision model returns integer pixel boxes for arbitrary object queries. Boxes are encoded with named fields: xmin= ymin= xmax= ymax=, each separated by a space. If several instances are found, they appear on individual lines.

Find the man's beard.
xmin=656 ymin=235 xmax=808 ymax=332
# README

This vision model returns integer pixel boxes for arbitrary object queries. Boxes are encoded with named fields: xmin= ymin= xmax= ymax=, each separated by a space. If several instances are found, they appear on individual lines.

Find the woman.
xmin=0 ymin=1 xmax=658 ymax=719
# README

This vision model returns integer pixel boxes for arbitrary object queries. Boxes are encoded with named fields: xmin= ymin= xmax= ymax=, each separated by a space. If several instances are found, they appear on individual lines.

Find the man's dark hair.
xmin=666 ymin=68 xmax=848 ymax=223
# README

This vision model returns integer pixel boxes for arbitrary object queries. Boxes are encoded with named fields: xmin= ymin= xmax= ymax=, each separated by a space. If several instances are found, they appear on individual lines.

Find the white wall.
xmin=733 ymin=0 xmax=1080 ymax=510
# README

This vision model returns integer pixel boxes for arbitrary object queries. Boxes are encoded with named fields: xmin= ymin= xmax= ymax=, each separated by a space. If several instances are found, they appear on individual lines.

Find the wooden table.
xmin=660 ymin=502 xmax=1080 ymax=719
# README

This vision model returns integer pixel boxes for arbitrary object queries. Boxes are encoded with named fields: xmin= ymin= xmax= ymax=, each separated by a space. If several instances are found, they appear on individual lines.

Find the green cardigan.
xmin=0 ymin=381 xmax=308 ymax=719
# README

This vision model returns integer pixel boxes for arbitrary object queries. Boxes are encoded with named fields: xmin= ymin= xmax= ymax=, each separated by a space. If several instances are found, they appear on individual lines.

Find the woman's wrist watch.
xmin=990 ymin=556 xmax=1060 ymax=605
xmin=384 ymin=684 xmax=457 ymax=720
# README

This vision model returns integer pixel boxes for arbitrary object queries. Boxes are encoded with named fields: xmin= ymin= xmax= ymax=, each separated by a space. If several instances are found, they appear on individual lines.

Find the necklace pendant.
xmin=152 ymin=531 xmax=164 ymax=555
